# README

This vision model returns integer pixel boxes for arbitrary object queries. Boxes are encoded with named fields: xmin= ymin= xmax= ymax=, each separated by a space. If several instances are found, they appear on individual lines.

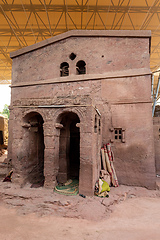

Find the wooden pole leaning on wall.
xmin=103 ymin=144 xmax=115 ymax=186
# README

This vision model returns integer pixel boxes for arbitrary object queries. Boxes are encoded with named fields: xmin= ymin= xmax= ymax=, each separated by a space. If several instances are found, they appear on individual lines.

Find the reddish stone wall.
xmin=9 ymin=30 xmax=156 ymax=195
xmin=11 ymin=36 xmax=150 ymax=85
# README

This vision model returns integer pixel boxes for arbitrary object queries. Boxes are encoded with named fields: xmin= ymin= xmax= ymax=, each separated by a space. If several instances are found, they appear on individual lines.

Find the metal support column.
xmin=152 ymin=74 xmax=160 ymax=117
xmin=151 ymin=74 xmax=154 ymax=102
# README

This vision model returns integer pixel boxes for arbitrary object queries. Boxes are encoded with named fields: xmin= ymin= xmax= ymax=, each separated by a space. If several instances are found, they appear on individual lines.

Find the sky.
xmin=0 ymin=84 xmax=11 ymax=111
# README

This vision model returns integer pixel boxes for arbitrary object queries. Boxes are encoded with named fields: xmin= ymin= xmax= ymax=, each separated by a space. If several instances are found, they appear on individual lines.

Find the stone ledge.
xmin=11 ymin=68 xmax=151 ymax=88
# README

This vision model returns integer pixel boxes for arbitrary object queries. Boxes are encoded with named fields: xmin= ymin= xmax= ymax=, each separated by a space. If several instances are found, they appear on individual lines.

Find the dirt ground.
xmin=0 ymin=180 xmax=160 ymax=240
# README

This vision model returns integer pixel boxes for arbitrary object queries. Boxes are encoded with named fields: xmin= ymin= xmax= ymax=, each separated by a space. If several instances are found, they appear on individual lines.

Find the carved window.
xmin=94 ymin=115 xmax=101 ymax=134
xmin=94 ymin=115 xmax=97 ymax=133
xmin=69 ymin=52 xmax=76 ymax=60
xmin=114 ymin=128 xmax=122 ymax=140
xmin=99 ymin=119 xmax=101 ymax=134
xmin=60 ymin=62 xmax=69 ymax=77
xmin=110 ymin=128 xmax=125 ymax=143
xmin=76 ymin=60 xmax=86 ymax=75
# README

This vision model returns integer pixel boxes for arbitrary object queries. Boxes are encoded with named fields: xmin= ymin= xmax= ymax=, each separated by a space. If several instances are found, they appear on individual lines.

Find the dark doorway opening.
xmin=0 ymin=131 xmax=3 ymax=145
xmin=58 ymin=112 xmax=80 ymax=183
xmin=23 ymin=112 xmax=45 ymax=187
xmin=69 ymin=119 xmax=80 ymax=179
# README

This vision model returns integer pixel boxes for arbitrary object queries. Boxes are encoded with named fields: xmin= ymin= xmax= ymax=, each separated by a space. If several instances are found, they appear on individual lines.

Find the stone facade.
xmin=9 ymin=30 xmax=156 ymax=195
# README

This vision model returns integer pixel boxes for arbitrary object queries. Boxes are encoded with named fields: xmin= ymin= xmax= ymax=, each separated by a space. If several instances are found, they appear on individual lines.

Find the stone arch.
xmin=60 ymin=62 xmax=69 ymax=76
xmin=76 ymin=60 xmax=86 ymax=75
xmin=54 ymin=107 xmax=84 ymax=125
xmin=56 ymin=110 xmax=80 ymax=184
xmin=22 ymin=111 xmax=45 ymax=187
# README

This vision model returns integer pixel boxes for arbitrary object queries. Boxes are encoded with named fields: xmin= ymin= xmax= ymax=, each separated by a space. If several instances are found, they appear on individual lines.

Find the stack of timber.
xmin=101 ymin=143 xmax=119 ymax=187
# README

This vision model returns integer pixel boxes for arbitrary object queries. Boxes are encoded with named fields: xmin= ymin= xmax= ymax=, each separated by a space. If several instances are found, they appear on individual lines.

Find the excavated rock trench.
xmin=0 ymin=181 xmax=160 ymax=240
xmin=0 ymin=182 xmax=160 ymax=221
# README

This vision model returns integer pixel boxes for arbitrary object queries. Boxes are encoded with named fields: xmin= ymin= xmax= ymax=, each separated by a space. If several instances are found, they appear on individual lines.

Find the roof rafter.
xmin=81 ymin=0 xmax=83 ymax=29
xmin=32 ymin=7 xmax=45 ymax=41
xmin=20 ymin=0 xmax=37 ymax=42
xmin=41 ymin=0 xmax=53 ymax=36
xmin=111 ymin=0 xmax=127 ymax=29
xmin=0 ymin=46 xmax=12 ymax=64
xmin=0 ymin=4 xmax=24 ymax=47
xmin=1 ymin=4 xmax=160 ymax=13
xmin=0 ymin=0 xmax=160 ymax=88
xmin=52 ymin=11 xmax=64 ymax=35
xmin=93 ymin=0 xmax=98 ymax=29
xmin=2 ymin=0 xmax=28 ymax=46
xmin=64 ymin=0 xmax=68 ymax=31
xmin=140 ymin=0 xmax=159 ymax=29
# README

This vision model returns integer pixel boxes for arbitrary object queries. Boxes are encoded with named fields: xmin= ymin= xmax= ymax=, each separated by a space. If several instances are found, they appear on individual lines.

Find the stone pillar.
xmin=7 ymin=107 xmax=14 ymax=162
xmin=43 ymin=121 xmax=63 ymax=189
xmin=43 ymin=121 xmax=56 ymax=188
xmin=79 ymin=121 xmax=94 ymax=196
xmin=10 ymin=108 xmax=25 ymax=185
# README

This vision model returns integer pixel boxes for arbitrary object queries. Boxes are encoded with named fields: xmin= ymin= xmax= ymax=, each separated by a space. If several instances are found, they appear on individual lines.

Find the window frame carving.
xmin=110 ymin=127 xmax=125 ymax=143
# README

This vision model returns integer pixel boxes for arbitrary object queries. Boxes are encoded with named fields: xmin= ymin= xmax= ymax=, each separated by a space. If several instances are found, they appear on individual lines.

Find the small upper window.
xmin=76 ymin=60 xmax=86 ymax=75
xmin=60 ymin=62 xmax=69 ymax=77
xmin=69 ymin=52 xmax=76 ymax=60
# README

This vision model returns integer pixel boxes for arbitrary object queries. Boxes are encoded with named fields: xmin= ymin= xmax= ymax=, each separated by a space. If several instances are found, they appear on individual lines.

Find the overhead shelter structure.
xmin=0 ymin=0 xmax=160 ymax=100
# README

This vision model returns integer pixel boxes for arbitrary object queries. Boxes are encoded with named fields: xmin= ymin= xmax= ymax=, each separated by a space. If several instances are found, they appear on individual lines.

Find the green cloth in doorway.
xmin=54 ymin=179 xmax=79 ymax=196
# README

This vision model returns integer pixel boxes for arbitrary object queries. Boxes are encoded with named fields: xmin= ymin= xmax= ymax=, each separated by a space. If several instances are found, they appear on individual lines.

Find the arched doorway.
xmin=57 ymin=111 xmax=80 ymax=184
xmin=23 ymin=112 xmax=45 ymax=187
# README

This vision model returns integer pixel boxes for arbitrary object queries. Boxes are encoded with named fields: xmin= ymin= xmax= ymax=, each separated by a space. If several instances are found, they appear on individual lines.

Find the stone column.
xmin=78 ymin=118 xmax=95 ymax=196
xmin=43 ymin=121 xmax=56 ymax=188
xmin=10 ymin=108 xmax=25 ymax=185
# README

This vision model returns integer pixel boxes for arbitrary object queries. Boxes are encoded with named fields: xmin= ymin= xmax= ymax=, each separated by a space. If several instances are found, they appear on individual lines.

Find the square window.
xmin=110 ymin=127 xmax=125 ymax=143
xmin=114 ymin=128 xmax=122 ymax=141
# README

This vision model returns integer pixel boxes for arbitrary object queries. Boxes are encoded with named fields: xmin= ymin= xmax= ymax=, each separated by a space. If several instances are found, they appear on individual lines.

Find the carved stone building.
xmin=9 ymin=30 xmax=156 ymax=195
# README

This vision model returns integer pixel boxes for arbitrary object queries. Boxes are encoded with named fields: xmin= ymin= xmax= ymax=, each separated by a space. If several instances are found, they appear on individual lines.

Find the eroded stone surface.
xmin=0 ymin=182 xmax=160 ymax=221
